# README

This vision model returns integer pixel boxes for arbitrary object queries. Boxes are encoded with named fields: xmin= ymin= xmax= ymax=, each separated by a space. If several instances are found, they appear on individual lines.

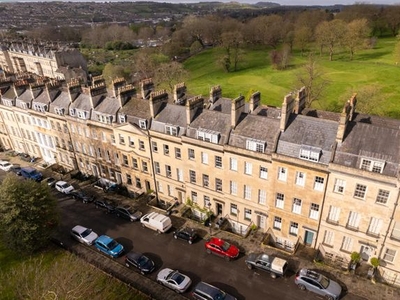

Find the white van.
xmin=140 ymin=212 xmax=172 ymax=233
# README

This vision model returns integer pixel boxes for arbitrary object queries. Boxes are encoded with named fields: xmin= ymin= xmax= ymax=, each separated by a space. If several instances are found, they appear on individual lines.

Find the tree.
xmin=315 ymin=19 xmax=347 ymax=61
xmin=0 ymin=175 xmax=58 ymax=253
xmin=383 ymin=6 xmax=400 ymax=37
xmin=220 ymin=30 xmax=244 ymax=72
xmin=394 ymin=40 xmax=400 ymax=66
xmin=154 ymin=61 xmax=189 ymax=93
xmin=295 ymin=53 xmax=328 ymax=108
xmin=102 ymin=63 xmax=129 ymax=87
xmin=294 ymin=26 xmax=313 ymax=56
xmin=344 ymin=85 xmax=383 ymax=115
xmin=344 ymin=18 xmax=370 ymax=60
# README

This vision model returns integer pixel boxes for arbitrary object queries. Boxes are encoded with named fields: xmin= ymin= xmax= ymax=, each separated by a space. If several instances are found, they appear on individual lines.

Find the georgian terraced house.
xmin=0 ymin=74 xmax=400 ymax=286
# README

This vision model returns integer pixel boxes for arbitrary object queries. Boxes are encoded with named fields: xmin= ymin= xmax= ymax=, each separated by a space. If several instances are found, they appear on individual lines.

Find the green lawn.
xmin=183 ymin=38 xmax=400 ymax=117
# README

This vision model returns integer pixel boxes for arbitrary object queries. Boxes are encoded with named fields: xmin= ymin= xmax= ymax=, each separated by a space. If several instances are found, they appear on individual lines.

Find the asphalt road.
xmin=55 ymin=191 xmax=367 ymax=300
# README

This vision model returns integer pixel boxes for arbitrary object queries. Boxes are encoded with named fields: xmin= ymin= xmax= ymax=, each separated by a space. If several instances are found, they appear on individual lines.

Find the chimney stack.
xmin=231 ymin=95 xmax=246 ymax=129
xmin=112 ymin=77 xmax=126 ymax=97
xmin=67 ymin=79 xmax=81 ymax=103
xmin=280 ymin=93 xmax=296 ymax=132
xmin=186 ymin=96 xmax=204 ymax=126
xmin=118 ymin=84 xmax=136 ymax=107
xmin=173 ymin=82 xmax=187 ymax=105
xmin=140 ymin=78 xmax=154 ymax=99
xmin=209 ymin=85 xmax=222 ymax=104
xmin=149 ymin=89 xmax=168 ymax=118
xmin=89 ymin=82 xmax=107 ymax=108
xmin=336 ymin=93 xmax=357 ymax=144
xmin=249 ymin=91 xmax=260 ymax=113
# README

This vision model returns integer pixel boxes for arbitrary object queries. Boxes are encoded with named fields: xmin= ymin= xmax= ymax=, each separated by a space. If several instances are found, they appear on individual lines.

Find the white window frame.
xmin=323 ymin=230 xmax=334 ymax=246
xmin=274 ymin=216 xmax=282 ymax=230
xmin=295 ymin=171 xmax=305 ymax=186
xmin=276 ymin=193 xmax=284 ymax=209
xmin=292 ymin=198 xmax=302 ymax=214
xmin=189 ymin=170 xmax=196 ymax=184
xmin=230 ymin=204 xmax=238 ymax=215
xmin=154 ymin=162 xmax=160 ymax=174
xmin=334 ymin=178 xmax=346 ymax=194
xmin=230 ymin=157 xmax=238 ymax=171
xmin=368 ymin=217 xmax=382 ymax=235
xmin=244 ymin=185 xmax=251 ymax=200
xmin=201 ymin=152 xmax=209 ymax=165
xmin=392 ymin=222 xmax=400 ymax=240
xmin=244 ymin=208 xmax=252 ymax=220
xmin=314 ymin=176 xmax=324 ymax=191
xmin=347 ymin=211 xmax=360 ymax=230
xmin=376 ymin=189 xmax=389 ymax=204
xmin=360 ymin=158 xmax=384 ymax=173
xmin=328 ymin=206 xmax=340 ymax=223
xmin=188 ymin=149 xmax=195 ymax=160
xmin=215 ymin=156 xmax=222 ymax=168
xmin=383 ymin=248 xmax=396 ymax=263
xmin=165 ymin=125 xmax=178 ymax=136
xmin=258 ymin=190 xmax=266 ymax=205
xmin=278 ymin=167 xmax=287 ymax=181
xmin=289 ymin=222 xmax=299 ymax=236
xmin=299 ymin=147 xmax=320 ymax=162
xmin=244 ymin=162 xmax=252 ymax=175
xmin=175 ymin=148 xmax=181 ymax=159
xmin=259 ymin=166 xmax=268 ymax=179
xmin=203 ymin=174 xmax=209 ymax=187
xmin=309 ymin=203 xmax=320 ymax=220
xmin=230 ymin=181 xmax=237 ymax=195
xmin=354 ymin=184 xmax=367 ymax=199
xmin=246 ymin=139 xmax=265 ymax=153
xmin=139 ymin=119 xmax=147 ymax=129
xmin=177 ymin=168 xmax=183 ymax=182
xmin=341 ymin=236 xmax=353 ymax=252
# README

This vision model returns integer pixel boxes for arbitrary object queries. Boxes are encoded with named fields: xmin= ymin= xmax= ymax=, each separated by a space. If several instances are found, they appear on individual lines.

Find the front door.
xmin=257 ymin=215 xmax=266 ymax=230
xmin=145 ymin=180 xmax=151 ymax=192
xmin=216 ymin=203 xmax=223 ymax=215
xmin=304 ymin=230 xmax=314 ymax=247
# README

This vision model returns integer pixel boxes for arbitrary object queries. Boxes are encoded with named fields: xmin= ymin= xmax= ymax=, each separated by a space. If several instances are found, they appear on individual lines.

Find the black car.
xmin=173 ymin=227 xmax=198 ymax=244
xmin=94 ymin=198 xmax=117 ymax=213
xmin=46 ymin=177 xmax=57 ymax=187
xmin=125 ymin=251 xmax=155 ymax=275
xmin=70 ymin=190 xmax=95 ymax=203
xmin=114 ymin=205 xmax=143 ymax=222
xmin=9 ymin=165 xmax=22 ymax=175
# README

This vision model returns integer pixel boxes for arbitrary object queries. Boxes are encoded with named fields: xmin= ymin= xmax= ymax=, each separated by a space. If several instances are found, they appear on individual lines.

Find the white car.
xmin=70 ymin=225 xmax=99 ymax=246
xmin=0 ymin=160 xmax=13 ymax=171
xmin=55 ymin=181 xmax=75 ymax=194
xmin=156 ymin=268 xmax=192 ymax=293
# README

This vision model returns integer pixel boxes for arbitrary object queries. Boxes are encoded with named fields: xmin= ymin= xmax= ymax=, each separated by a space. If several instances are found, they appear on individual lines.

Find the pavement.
xmin=2 ymin=152 xmax=400 ymax=300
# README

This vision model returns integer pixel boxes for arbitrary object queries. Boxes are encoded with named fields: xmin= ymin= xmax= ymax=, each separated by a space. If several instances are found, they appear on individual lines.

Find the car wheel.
xmin=298 ymin=284 xmax=306 ymax=291
xmin=173 ymin=235 xmax=178 ymax=239
xmin=270 ymin=273 xmax=277 ymax=279
xmin=125 ymin=263 xmax=130 ymax=268
xmin=206 ymin=249 xmax=212 ymax=254
xmin=188 ymin=240 xmax=193 ymax=245
xmin=246 ymin=263 xmax=253 ymax=270
xmin=325 ymin=296 xmax=334 ymax=300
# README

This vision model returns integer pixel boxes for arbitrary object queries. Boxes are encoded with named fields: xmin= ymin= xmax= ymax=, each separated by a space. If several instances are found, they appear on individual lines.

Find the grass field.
xmin=183 ymin=38 xmax=400 ymax=117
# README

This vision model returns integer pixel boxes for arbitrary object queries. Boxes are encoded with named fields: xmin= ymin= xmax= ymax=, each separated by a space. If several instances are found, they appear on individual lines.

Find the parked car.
xmin=294 ymin=268 xmax=342 ymax=300
xmin=70 ymin=225 xmax=99 ymax=246
xmin=114 ymin=205 xmax=142 ymax=222
xmin=156 ymin=268 xmax=192 ymax=293
xmin=45 ymin=177 xmax=56 ymax=187
xmin=205 ymin=237 xmax=239 ymax=261
xmin=173 ymin=227 xmax=198 ymax=244
xmin=125 ymin=251 xmax=155 ymax=275
xmin=94 ymin=235 xmax=124 ymax=258
xmin=55 ymin=181 xmax=75 ymax=194
xmin=140 ymin=212 xmax=172 ymax=233
xmin=70 ymin=189 xmax=95 ymax=203
xmin=19 ymin=153 xmax=33 ymax=162
xmin=94 ymin=198 xmax=117 ymax=213
xmin=20 ymin=167 xmax=43 ymax=182
xmin=192 ymin=281 xmax=237 ymax=300
xmin=0 ymin=160 xmax=13 ymax=171
xmin=245 ymin=252 xmax=289 ymax=278
xmin=9 ymin=165 xmax=22 ymax=175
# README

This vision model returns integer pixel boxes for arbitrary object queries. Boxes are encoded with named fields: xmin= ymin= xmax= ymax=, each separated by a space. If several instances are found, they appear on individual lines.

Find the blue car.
xmin=94 ymin=235 xmax=124 ymax=258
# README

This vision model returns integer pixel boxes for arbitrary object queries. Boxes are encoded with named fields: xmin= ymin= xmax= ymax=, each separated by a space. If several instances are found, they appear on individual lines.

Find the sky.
xmin=0 ymin=0 xmax=399 ymax=5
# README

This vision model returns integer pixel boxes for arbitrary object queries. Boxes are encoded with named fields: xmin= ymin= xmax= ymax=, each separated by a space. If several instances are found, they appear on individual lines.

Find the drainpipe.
xmin=147 ymin=132 xmax=159 ymax=204
xmin=313 ymin=172 xmax=330 ymax=249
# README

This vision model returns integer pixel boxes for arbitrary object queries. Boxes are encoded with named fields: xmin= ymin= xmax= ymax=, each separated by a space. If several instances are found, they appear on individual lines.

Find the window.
xmin=163 ymin=144 xmax=169 ymax=155
xmin=203 ymin=174 xmax=209 ymax=187
xmin=139 ymin=140 xmax=145 ymax=150
xmin=327 ymin=206 xmax=340 ymax=224
xmin=188 ymin=149 xmax=195 ymax=160
xmin=258 ymin=190 xmax=266 ymax=205
xmin=215 ymin=156 xmax=222 ymax=168
xmin=278 ymin=167 xmax=287 ymax=181
xmin=126 ymin=174 xmax=132 ymax=185
xmin=295 ymin=171 xmax=305 ymax=186
xmin=197 ymin=129 xmax=219 ymax=144
xmin=142 ymin=161 xmax=148 ymax=172
xmin=391 ymin=222 xmax=400 ymax=240
xmin=299 ymin=147 xmax=320 ymax=162
xmin=167 ymin=185 xmax=172 ymax=196
xmin=191 ymin=191 xmax=198 ymax=203
xmin=309 ymin=203 xmax=320 ymax=220
xmin=201 ymin=152 xmax=209 ymax=164
xmin=110 ymin=134 xmax=115 ymax=144
xmin=354 ymin=184 xmax=367 ymax=199
xmin=119 ymin=114 xmax=126 ymax=123
xmin=157 ymin=181 xmax=163 ymax=193
xmin=230 ymin=158 xmax=237 ymax=171
xmin=376 ymin=189 xmax=389 ymax=204
xmin=341 ymin=236 xmax=352 ymax=252
xmin=383 ymin=248 xmax=396 ymax=263
xmin=273 ymin=216 xmax=282 ymax=230
xmin=175 ymin=148 xmax=181 ymax=159
xmin=165 ymin=165 xmax=172 ymax=177
xmin=259 ymin=166 xmax=268 ymax=179
xmin=368 ymin=217 xmax=382 ymax=236
xmin=154 ymin=162 xmax=160 ymax=174
xmin=289 ymin=222 xmax=299 ymax=236
xmin=334 ymin=178 xmax=346 ymax=194
xmin=244 ymin=162 xmax=252 ymax=175
xmin=77 ymin=110 xmax=87 ymax=119
xmin=151 ymin=141 xmax=158 ymax=152
xmin=230 ymin=204 xmax=238 ymax=215
xmin=132 ymin=158 xmax=138 ymax=169
xmin=323 ymin=230 xmax=334 ymax=246
xmin=360 ymin=158 xmax=384 ymax=173
xmin=347 ymin=211 xmax=360 ymax=230
xmin=128 ymin=137 xmax=135 ymax=147
xmin=230 ymin=181 xmax=237 ymax=195
xmin=177 ymin=168 xmax=183 ymax=182
xmin=119 ymin=134 xmax=125 ymax=145
xmin=139 ymin=119 xmax=147 ymax=129
xmin=122 ymin=155 xmax=128 ymax=165
xmin=165 ymin=125 xmax=178 ymax=136
xmin=244 ymin=208 xmax=252 ymax=220
xmin=246 ymin=139 xmax=265 ymax=152
xmin=216 ymin=178 xmax=222 ymax=192
xmin=204 ymin=196 xmax=210 ymax=208
xmin=244 ymin=185 xmax=251 ymax=200
xmin=189 ymin=170 xmax=196 ymax=184
xmin=292 ymin=198 xmax=302 ymax=214
xmin=314 ymin=176 xmax=324 ymax=191
xmin=276 ymin=193 xmax=284 ymax=209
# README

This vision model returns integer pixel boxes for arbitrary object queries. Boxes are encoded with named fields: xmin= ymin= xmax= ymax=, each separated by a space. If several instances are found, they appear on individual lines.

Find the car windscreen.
xmin=170 ymin=272 xmax=185 ymax=284
xmin=81 ymin=228 xmax=92 ymax=238
xmin=319 ymin=276 xmax=330 ymax=289
xmin=107 ymin=240 xmax=118 ymax=250
xmin=221 ymin=241 xmax=231 ymax=252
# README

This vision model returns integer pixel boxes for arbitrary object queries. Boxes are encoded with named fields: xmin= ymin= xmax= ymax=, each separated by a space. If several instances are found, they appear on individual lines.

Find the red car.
xmin=205 ymin=237 xmax=239 ymax=261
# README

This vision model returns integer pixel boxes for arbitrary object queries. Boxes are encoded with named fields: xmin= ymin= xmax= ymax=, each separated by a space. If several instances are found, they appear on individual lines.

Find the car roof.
xmin=208 ymin=237 xmax=226 ymax=246
xmin=194 ymin=281 xmax=220 ymax=295
xmin=96 ymin=235 xmax=113 ymax=244
xmin=56 ymin=181 xmax=68 ymax=185
xmin=126 ymin=251 xmax=142 ymax=260
xmin=72 ymin=225 xmax=88 ymax=234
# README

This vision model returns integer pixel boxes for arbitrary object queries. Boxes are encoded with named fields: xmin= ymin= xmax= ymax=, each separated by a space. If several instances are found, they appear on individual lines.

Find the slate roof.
xmin=276 ymin=113 xmax=338 ymax=165
xmin=334 ymin=115 xmax=400 ymax=177
xmin=1 ymin=86 xmax=16 ymax=101
xmin=229 ymin=106 xmax=281 ymax=154
xmin=70 ymin=93 xmax=99 ymax=111
xmin=209 ymin=97 xmax=233 ymax=114
xmin=118 ymin=97 xmax=151 ymax=120
xmin=151 ymin=103 xmax=187 ymax=136
xmin=49 ymin=90 xmax=71 ymax=114
xmin=92 ymin=95 xmax=120 ymax=116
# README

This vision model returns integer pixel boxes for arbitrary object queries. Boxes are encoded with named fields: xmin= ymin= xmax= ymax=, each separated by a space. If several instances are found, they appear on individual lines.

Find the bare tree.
xmin=294 ymin=26 xmax=313 ymax=56
xmin=154 ymin=61 xmax=189 ymax=93
xmin=220 ymin=30 xmax=244 ymax=72
xmin=344 ymin=18 xmax=370 ymax=60
xmin=295 ymin=53 xmax=328 ymax=108
xmin=340 ymin=85 xmax=383 ymax=115
xmin=383 ymin=6 xmax=400 ymax=37
xmin=315 ymin=19 xmax=347 ymax=61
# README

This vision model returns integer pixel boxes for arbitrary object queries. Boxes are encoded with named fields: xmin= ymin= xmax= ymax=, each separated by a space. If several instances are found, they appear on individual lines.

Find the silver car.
xmin=70 ymin=225 xmax=99 ymax=246
xmin=294 ymin=268 xmax=342 ymax=300
xmin=156 ymin=268 xmax=191 ymax=293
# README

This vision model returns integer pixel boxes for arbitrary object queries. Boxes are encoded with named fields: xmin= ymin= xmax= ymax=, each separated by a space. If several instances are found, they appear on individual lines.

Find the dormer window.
xmin=77 ymin=110 xmax=88 ymax=120
xmin=69 ymin=108 xmax=76 ymax=116
xmin=139 ymin=119 xmax=147 ymax=129
xmin=119 ymin=114 xmax=126 ymax=123
xmin=299 ymin=146 xmax=321 ymax=162
xmin=55 ymin=107 xmax=65 ymax=116
xmin=197 ymin=129 xmax=219 ymax=144
xmin=21 ymin=102 xmax=30 ymax=109
xmin=165 ymin=125 xmax=178 ymax=136
xmin=360 ymin=158 xmax=384 ymax=173
xmin=246 ymin=139 xmax=265 ymax=153
xmin=97 ymin=113 xmax=112 ymax=124
xmin=3 ymin=99 xmax=13 ymax=106
xmin=33 ymin=103 xmax=47 ymax=112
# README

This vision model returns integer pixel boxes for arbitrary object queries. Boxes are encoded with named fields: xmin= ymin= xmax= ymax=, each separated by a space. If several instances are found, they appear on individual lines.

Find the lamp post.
xmin=207 ymin=202 xmax=212 ymax=235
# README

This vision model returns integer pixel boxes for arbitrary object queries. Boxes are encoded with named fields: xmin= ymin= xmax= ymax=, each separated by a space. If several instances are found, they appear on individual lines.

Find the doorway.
xmin=257 ymin=215 xmax=266 ymax=230
xmin=145 ymin=180 xmax=151 ymax=192
xmin=216 ymin=203 xmax=223 ymax=216
xmin=304 ymin=230 xmax=315 ymax=247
